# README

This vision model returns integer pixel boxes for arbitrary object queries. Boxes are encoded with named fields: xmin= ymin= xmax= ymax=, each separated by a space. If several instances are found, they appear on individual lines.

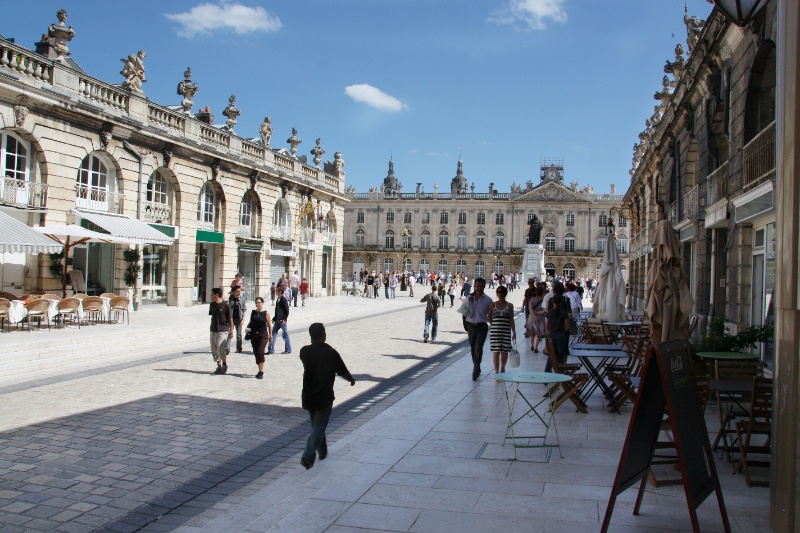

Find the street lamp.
xmin=606 ymin=213 xmax=616 ymax=238
xmin=709 ymin=0 xmax=767 ymax=26
xmin=315 ymin=201 xmax=325 ymax=232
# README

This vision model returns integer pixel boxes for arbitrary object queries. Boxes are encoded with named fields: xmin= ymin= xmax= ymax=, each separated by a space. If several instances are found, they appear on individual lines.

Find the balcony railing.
xmin=683 ymin=184 xmax=700 ymax=220
xmin=74 ymin=184 xmax=124 ymax=214
xmin=300 ymin=227 xmax=316 ymax=243
xmin=706 ymin=160 xmax=729 ymax=205
xmin=743 ymin=120 xmax=776 ymax=189
xmin=270 ymin=225 xmax=292 ymax=241
xmin=668 ymin=201 xmax=678 ymax=226
xmin=238 ymin=225 xmax=254 ymax=238
xmin=322 ymin=231 xmax=337 ymax=246
xmin=1 ymin=178 xmax=48 ymax=209
xmin=142 ymin=201 xmax=171 ymax=223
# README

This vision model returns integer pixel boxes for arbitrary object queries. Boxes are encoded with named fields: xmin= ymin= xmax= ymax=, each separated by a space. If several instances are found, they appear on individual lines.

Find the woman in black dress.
xmin=246 ymin=297 xmax=272 ymax=379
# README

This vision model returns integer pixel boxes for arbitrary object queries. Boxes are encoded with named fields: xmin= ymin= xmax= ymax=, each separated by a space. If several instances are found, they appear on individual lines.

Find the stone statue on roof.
xmin=259 ymin=117 xmax=273 ymax=146
xmin=120 ymin=50 xmax=147 ymax=92
xmin=684 ymin=5 xmax=705 ymax=54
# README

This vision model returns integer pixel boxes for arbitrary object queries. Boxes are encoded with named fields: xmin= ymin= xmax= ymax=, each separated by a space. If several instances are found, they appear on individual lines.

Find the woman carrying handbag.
xmin=245 ymin=297 xmax=272 ymax=380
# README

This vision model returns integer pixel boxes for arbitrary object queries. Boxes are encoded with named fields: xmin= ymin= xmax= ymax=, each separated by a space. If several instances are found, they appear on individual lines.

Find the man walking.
xmin=289 ymin=270 xmax=301 ymax=307
xmin=420 ymin=284 xmax=441 ymax=343
xmin=299 ymin=322 xmax=355 ymax=469
xmin=268 ymin=286 xmax=291 ymax=354
xmin=228 ymin=285 xmax=247 ymax=353
xmin=209 ymin=288 xmax=233 ymax=374
xmin=465 ymin=277 xmax=492 ymax=380
xmin=408 ymin=271 xmax=416 ymax=297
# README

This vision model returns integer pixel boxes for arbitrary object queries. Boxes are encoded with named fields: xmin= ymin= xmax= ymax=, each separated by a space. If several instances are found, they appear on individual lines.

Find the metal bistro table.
xmin=603 ymin=321 xmax=641 ymax=344
xmin=697 ymin=351 xmax=760 ymax=362
xmin=569 ymin=348 xmax=631 ymax=404
xmin=495 ymin=371 xmax=572 ymax=460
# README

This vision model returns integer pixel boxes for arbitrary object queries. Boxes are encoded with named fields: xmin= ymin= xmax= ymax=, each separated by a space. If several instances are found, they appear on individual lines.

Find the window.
xmin=475 ymin=230 xmax=485 ymax=250
xmin=477 ymin=212 xmax=486 ymax=225
xmin=619 ymin=216 xmax=627 ymax=227
xmin=77 ymin=153 xmax=110 ymax=209
xmin=273 ymin=199 xmax=291 ymax=228
xmin=147 ymin=172 xmax=168 ymax=205
xmin=386 ymin=211 xmax=394 ymax=223
xmin=420 ymin=229 xmax=431 ymax=248
xmin=457 ymin=230 xmax=467 ymax=249
xmin=617 ymin=233 xmax=628 ymax=254
xmin=419 ymin=258 xmax=430 ymax=272
xmin=597 ymin=233 xmax=607 ymax=253
xmin=528 ymin=213 xmax=535 ymax=223
xmin=422 ymin=212 xmax=430 ymax=224
xmin=564 ymin=232 xmax=575 ymax=252
xmin=356 ymin=211 xmax=364 ymax=223
xmin=355 ymin=228 xmax=365 ymax=247
xmin=239 ymin=193 xmax=254 ymax=236
xmin=562 ymin=262 xmax=576 ymax=278
xmin=402 ymin=230 xmax=412 ymax=249
xmin=385 ymin=229 xmax=395 ymax=249
xmin=599 ymin=214 xmax=608 ymax=227
xmin=456 ymin=259 xmax=467 ymax=276
xmin=545 ymin=233 xmax=556 ymax=252
xmin=1 ymin=132 xmax=29 ymax=183
xmin=438 ymin=230 xmax=449 ymax=249
xmin=474 ymin=260 xmax=485 ymax=279
xmin=545 ymin=262 xmax=556 ymax=275
xmin=495 ymin=231 xmax=505 ymax=250
xmin=440 ymin=212 xmax=449 ymax=224
xmin=496 ymin=213 xmax=504 ymax=225
xmin=438 ymin=259 xmax=448 ymax=273
xmin=384 ymin=258 xmax=394 ymax=272
xmin=404 ymin=212 xmax=411 ymax=223
xmin=458 ymin=212 xmax=467 ymax=224
xmin=495 ymin=260 xmax=504 ymax=275
xmin=197 ymin=182 xmax=215 ymax=230
xmin=566 ymin=213 xmax=574 ymax=226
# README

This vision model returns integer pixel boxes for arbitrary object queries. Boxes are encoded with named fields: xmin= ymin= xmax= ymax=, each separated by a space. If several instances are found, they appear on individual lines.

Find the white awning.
xmin=71 ymin=210 xmax=175 ymax=245
xmin=270 ymin=249 xmax=297 ymax=257
xmin=0 ymin=211 xmax=63 ymax=254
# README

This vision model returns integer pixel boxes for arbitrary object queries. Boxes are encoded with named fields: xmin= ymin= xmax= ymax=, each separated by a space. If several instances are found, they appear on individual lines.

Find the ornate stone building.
xmin=622 ymin=3 xmax=776 ymax=354
xmin=0 ymin=11 xmax=346 ymax=306
xmin=343 ymin=160 xmax=626 ymax=281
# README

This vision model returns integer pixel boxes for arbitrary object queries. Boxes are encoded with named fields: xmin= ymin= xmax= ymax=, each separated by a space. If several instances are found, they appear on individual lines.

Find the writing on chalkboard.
xmin=601 ymin=340 xmax=731 ymax=533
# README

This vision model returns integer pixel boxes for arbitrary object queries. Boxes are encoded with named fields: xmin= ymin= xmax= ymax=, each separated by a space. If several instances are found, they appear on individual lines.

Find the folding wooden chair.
xmin=585 ymin=317 xmax=614 ymax=344
xmin=712 ymin=360 xmax=764 ymax=460
xmin=606 ymin=336 xmax=651 ymax=413
xmin=545 ymin=337 xmax=589 ymax=414
xmin=735 ymin=377 xmax=772 ymax=487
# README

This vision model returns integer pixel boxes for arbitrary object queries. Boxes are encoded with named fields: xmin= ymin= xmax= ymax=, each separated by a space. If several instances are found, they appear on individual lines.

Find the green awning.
xmin=196 ymin=230 xmax=225 ymax=244
xmin=149 ymin=223 xmax=176 ymax=238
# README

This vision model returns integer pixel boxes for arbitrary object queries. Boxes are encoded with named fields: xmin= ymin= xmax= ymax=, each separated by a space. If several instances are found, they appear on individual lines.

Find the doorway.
xmin=141 ymin=244 xmax=168 ymax=304
xmin=195 ymin=243 xmax=216 ymax=303
xmin=72 ymin=243 xmax=115 ymax=296
xmin=237 ymin=249 xmax=259 ymax=302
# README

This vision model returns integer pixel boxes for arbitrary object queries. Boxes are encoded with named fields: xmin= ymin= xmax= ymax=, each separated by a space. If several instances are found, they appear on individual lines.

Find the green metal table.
xmin=495 ymin=371 xmax=572 ymax=460
xmin=697 ymin=351 xmax=760 ymax=361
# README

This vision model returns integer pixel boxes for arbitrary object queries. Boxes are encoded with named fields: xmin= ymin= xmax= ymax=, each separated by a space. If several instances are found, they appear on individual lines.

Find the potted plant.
xmin=691 ymin=317 xmax=774 ymax=374
xmin=123 ymin=248 xmax=141 ymax=310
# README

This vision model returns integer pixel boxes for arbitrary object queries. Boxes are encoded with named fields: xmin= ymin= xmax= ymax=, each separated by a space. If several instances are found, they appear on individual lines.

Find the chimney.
xmin=195 ymin=106 xmax=214 ymax=125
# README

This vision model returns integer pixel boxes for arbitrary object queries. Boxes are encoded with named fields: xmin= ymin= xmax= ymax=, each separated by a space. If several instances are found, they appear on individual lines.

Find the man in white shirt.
xmin=465 ymin=277 xmax=493 ymax=381
xmin=289 ymin=271 xmax=301 ymax=307
xmin=408 ymin=272 xmax=416 ymax=297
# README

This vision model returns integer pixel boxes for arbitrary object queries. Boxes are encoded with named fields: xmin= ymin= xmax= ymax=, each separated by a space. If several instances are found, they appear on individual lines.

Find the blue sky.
xmin=5 ymin=1 xmax=713 ymax=194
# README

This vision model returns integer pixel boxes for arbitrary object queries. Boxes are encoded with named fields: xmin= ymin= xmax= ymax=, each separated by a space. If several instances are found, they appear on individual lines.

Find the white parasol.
xmin=593 ymin=232 xmax=626 ymax=322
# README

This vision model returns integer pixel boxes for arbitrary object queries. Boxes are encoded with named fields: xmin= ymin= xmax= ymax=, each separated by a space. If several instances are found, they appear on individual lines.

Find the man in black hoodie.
xmin=268 ymin=286 xmax=291 ymax=354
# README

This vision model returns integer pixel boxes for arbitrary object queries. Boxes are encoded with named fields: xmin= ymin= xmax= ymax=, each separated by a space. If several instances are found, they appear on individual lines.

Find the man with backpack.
xmin=228 ymin=285 xmax=247 ymax=354
xmin=420 ymin=284 xmax=441 ymax=343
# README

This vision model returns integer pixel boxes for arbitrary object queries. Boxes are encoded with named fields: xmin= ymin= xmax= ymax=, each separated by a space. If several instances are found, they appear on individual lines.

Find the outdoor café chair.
xmin=735 ymin=376 xmax=773 ymax=487
xmin=57 ymin=298 xmax=81 ymax=329
xmin=81 ymin=296 xmax=105 ymax=325
xmin=109 ymin=296 xmax=130 ymax=325
xmin=0 ymin=297 xmax=10 ymax=332
xmin=72 ymin=293 xmax=88 ymax=301
xmin=0 ymin=291 xmax=18 ymax=301
xmin=24 ymin=298 xmax=51 ymax=332
xmin=713 ymin=360 xmax=764 ymax=461
xmin=544 ymin=337 xmax=589 ymax=414
xmin=39 ymin=293 xmax=61 ymax=301
xmin=100 ymin=292 xmax=117 ymax=299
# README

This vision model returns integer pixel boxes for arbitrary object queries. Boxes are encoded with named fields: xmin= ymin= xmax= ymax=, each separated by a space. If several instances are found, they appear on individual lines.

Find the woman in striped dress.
xmin=488 ymin=285 xmax=516 ymax=375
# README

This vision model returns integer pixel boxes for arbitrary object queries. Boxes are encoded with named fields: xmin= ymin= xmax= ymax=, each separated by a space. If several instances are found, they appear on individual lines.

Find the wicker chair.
xmin=0 ymin=297 xmax=10 ymax=332
xmin=57 ymin=298 xmax=81 ymax=329
xmin=0 ymin=291 xmax=19 ymax=301
xmin=39 ymin=293 xmax=61 ymax=301
xmin=72 ymin=293 xmax=88 ymax=301
xmin=100 ymin=292 xmax=117 ymax=299
xmin=24 ymin=298 xmax=51 ymax=331
xmin=81 ymin=296 xmax=105 ymax=324
xmin=109 ymin=296 xmax=130 ymax=325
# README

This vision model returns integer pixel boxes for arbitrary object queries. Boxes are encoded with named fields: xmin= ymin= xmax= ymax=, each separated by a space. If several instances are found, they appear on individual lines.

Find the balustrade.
xmin=78 ymin=77 xmax=128 ymax=111
xmin=706 ymin=160 xmax=729 ymax=205
xmin=148 ymin=105 xmax=186 ymax=132
xmin=74 ymin=184 xmax=124 ymax=214
xmin=241 ymin=139 xmax=265 ymax=160
xmin=200 ymin=125 xmax=231 ymax=148
xmin=274 ymin=153 xmax=295 ymax=170
xmin=0 ymin=42 xmax=52 ymax=82
xmin=270 ymin=225 xmax=292 ymax=241
xmin=743 ymin=120 xmax=776 ymax=189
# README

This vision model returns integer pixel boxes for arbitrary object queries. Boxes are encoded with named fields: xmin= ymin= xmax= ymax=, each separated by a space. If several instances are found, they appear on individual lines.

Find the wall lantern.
xmin=710 ymin=0 xmax=767 ymax=26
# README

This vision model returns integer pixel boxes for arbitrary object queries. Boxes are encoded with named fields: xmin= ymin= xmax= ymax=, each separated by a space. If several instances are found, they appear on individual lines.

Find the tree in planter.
xmin=692 ymin=317 xmax=774 ymax=353
xmin=48 ymin=250 xmax=71 ymax=298
xmin=123 ymin=248 xmax=142 ymax=296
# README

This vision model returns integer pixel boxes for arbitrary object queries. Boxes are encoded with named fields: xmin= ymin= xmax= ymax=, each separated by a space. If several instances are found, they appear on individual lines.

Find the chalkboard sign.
xmin=601 ymin=340 xmax=731 ymax=533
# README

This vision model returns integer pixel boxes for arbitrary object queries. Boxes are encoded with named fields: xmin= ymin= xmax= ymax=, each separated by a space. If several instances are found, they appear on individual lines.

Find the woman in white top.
xmin=447 ymin=283 xmax=457 ymax=307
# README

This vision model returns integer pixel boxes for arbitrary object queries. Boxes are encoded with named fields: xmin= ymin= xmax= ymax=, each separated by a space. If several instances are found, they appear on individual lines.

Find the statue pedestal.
xmin=522 ymin=244 xmax=545 ymax=282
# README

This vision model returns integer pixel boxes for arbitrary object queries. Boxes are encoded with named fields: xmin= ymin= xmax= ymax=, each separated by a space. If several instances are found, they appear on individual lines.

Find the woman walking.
xmin=246 ymin=297 xmax=272 ymax=379
xmin=526 ymin=285 xmax=546 ymax=352
xmin=488 ymin=285 xmax=516 ymax=376
xmin=447 ymin=282 xmax=457 ymax=307
xmin=544 ymin=293 xmax=570 ymax=373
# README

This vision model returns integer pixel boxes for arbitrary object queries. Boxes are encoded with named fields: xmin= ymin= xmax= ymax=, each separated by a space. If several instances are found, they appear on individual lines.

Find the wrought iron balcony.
xmin=668 ymin=201 xmax=678 ymax=226
xmin=683 ymin=184 xmax=700 ymax=220
xmin=743 ymin=120 xmax=776 ymax=189
xmin=1 ymin=178 xmax=48 ymax=209
xmin=142 ymin=201 xmax=171 ymax=223
xmin=270 ymin=225 xmax=292 ymax=241
xmin=322 ymin=231 xmax=337 ymax=246
xmin=706 ymin=160 xmax=729 ymax=205
xmin=299 ymin=227 xmax=315 ymax=243
xmin=74 ymin=184 xmax=124 ymax=214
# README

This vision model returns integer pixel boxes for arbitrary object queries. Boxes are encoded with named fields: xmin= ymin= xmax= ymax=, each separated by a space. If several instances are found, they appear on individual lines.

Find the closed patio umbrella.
xmin=645 ymin=219 xmax=694 ymax=344
xmin=593 ymin=232 xmax=626 ymax=323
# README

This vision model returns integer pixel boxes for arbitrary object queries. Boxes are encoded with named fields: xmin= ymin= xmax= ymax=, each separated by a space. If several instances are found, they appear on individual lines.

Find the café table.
xmin=697 ymin=351 xmax=760 ymax=362
xmin=495 ymin=371 xmax=572 ymax=460
xmin=570 ymin=343 xmax=623 ymax=351
xmin=7 ymin=299 xmax=59 ymax=325
xmin=603 ymin=321 xmax=642 ymax=343
xmin=569 ymin=347 xmax=631 ymax=403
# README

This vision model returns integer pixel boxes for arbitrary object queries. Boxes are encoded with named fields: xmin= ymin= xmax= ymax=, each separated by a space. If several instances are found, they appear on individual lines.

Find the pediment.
xmin=514 ymin=182 xmax=590 ymax=203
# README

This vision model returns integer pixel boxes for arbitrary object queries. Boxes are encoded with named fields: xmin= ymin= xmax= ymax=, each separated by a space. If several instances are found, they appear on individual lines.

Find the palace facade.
xmin=0 ymin=10 xmax=346 ymax=306
xmin=343 ymin=160 xmax=625 ymax=281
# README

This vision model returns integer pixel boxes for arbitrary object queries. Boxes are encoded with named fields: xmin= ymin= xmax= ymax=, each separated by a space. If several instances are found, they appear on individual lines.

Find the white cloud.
xmin=165 ymin=2 xmax=282 ymax=38
xmin=487 ymin=0 xmax=567 ymax=31
xmin=345 ymin=84 xmax=408 ymax=112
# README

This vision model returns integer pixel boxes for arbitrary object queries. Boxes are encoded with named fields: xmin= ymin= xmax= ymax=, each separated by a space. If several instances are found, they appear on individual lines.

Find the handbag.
xmin=508 ymin=345 xmax=521 ymax=368
xmin=244 ymin=330 xmax=252 ymax=341
xmin=456 ymin=298 xmax=472 ymax=317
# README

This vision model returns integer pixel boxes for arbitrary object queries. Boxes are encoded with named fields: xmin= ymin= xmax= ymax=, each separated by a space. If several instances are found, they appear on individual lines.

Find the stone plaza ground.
xmin=0 ymin=287 xmax=770 ymax=532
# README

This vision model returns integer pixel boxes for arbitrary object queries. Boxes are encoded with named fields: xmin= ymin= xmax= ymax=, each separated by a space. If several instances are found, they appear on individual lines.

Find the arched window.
xmin=545 ymin=233 xmax=556 ymax=252
xmin=419 ymin=258 xmax=430 ymax=272
xmin=77 ymin=153 xmax=116 ymax=211
xmin=385 ymin=229 xmax=395 ymax=249
xmin=457 ymin=230 xmax=467 ymax=249
xmin=272 ymin=199 xmax=291 ymax=240
xmin=197 ymin=182 xmax=216 ymax=231
xmin=597 ymin=233 xmax=607 ymax=253
xmin=598 ymin=214 xmax=608 ymax=227
xmin=239 ymin=193 xmax=255 ymax=237
xmin=495 ymin=231 xmax=505 ymax=250
xmin=474 ymin=260 xmax=485 ymax=279
xmin=1 ymin=131 xmax=32 ymax=207
xmin=495 ymin=260 xmax=504 ymax=275
xmin=438 ymin=230 xmax=449 ymax=249
xmin=355 ymin=228 xmax=365 ymax=247
xmin=616 ymin=233 xmax=628 ymax=254
xmin=420 ymin=229 xmax=431 ymax=248
xmin=564 ymin=232 xmax=575 ymax=253
xmin=545 ymin=262 xmax=556 ymax=276
xmin=438 ymin=259 xmax=448 ymax=273
xmin=562 ymin=262 xmax=576 ymax=278
xmin=384 ymin=258 xmax=394 ymax=272
xmin=456 ymin=259 xmax=467 ymax=276
xmin=475 ymin=230 xmax=485 ymax=250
